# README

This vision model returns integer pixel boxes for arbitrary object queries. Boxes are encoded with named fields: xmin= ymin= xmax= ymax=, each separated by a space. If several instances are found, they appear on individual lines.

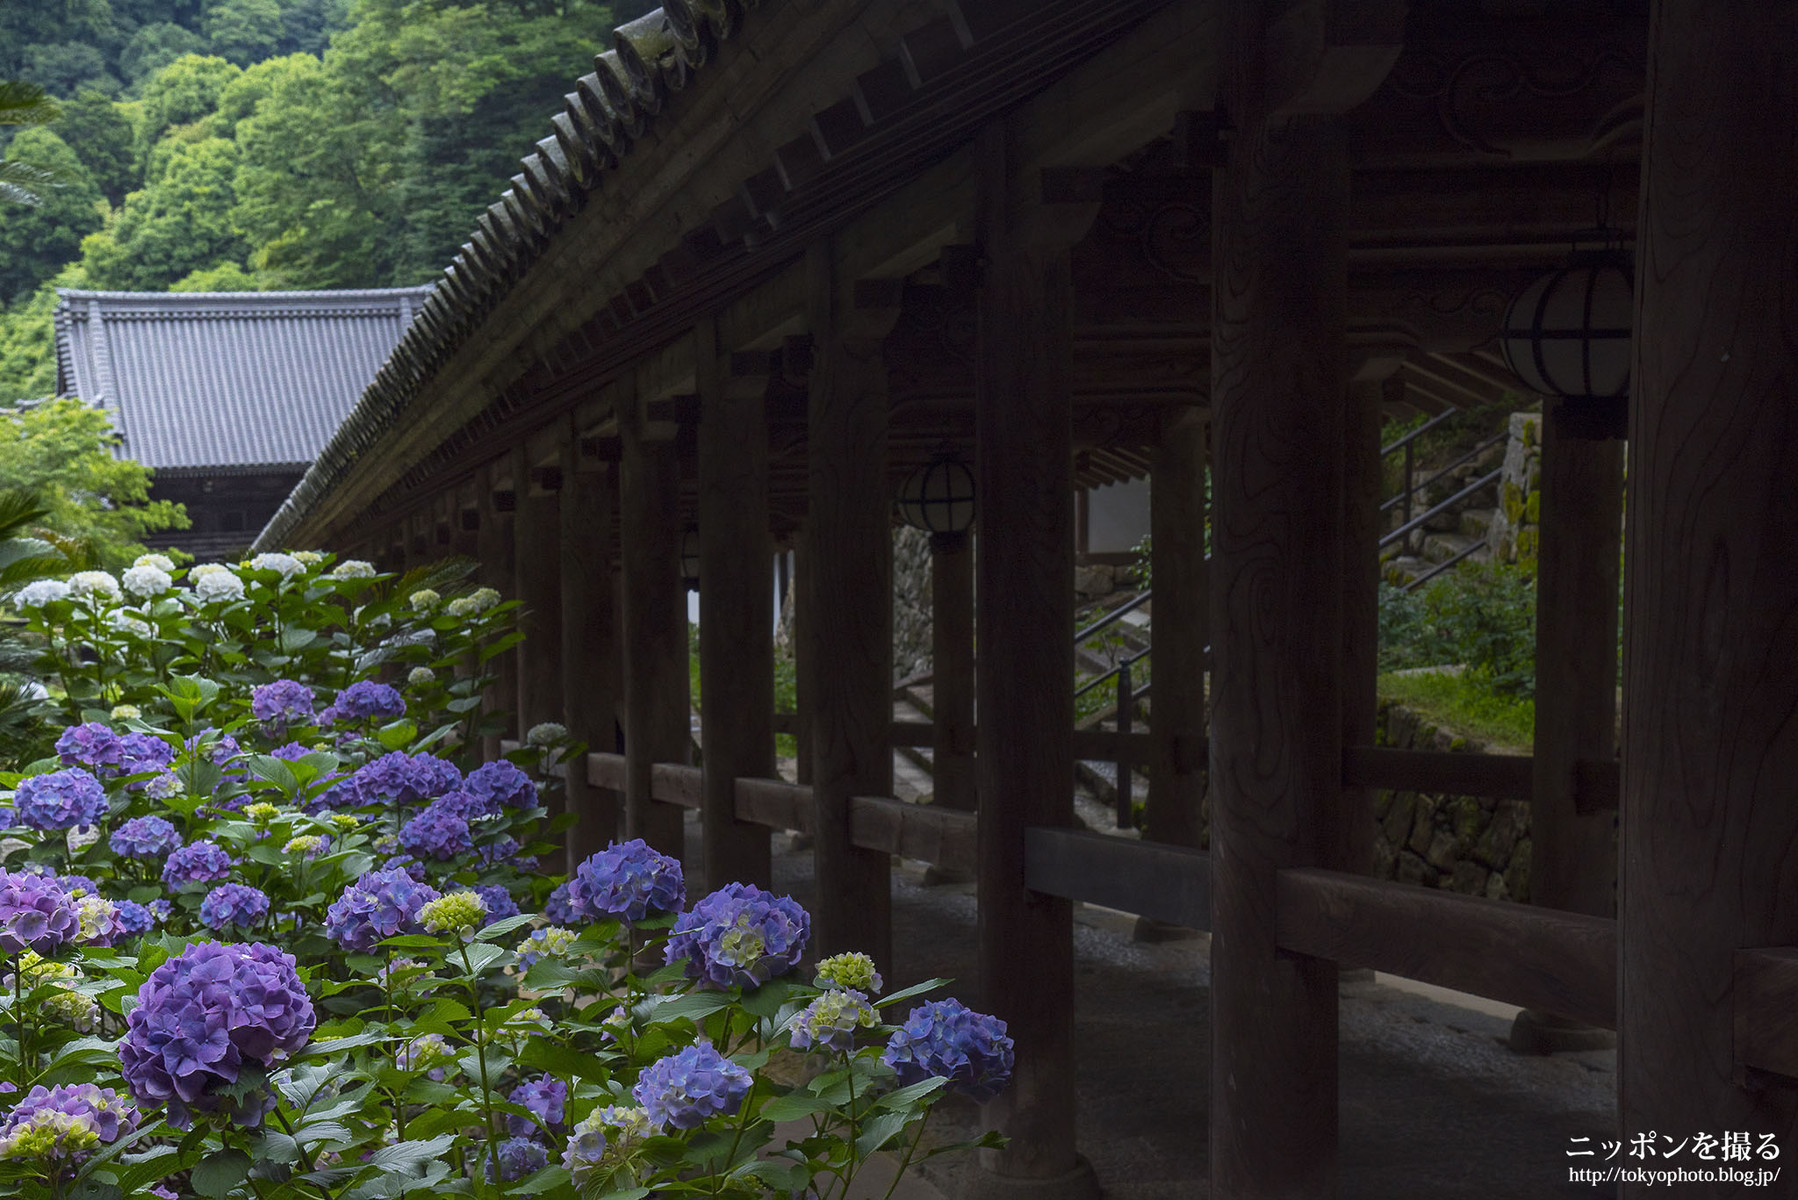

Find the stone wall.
xmin=1370 ymin=700 xmax=1532 ymax=902
xmin=892 ymin=525 xmax=933 ymax=683
xmin=1485 ymin=411 xmax=1542 ymax=565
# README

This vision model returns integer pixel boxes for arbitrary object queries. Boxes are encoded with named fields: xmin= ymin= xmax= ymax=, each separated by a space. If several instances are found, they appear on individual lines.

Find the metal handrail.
xmin=1074 ymin=589 xmax=1153 ymax=644
xmin=1074 ymin=645 xmax=1152 ymax=700
xmin=1380 ymin=467 xmax=1503 ymax=550
xmin=1379 ymin=432 xmax=1507 ymax=515
xmin=1403 ymin=536 xmax=1489 ymax=592
xmin=1380 ymin=408 xmax=1458 ymax=456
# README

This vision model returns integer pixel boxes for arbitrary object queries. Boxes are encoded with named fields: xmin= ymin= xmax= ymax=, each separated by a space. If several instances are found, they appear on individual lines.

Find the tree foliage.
xmin=0 ymin=129 xmax=105 ymax=302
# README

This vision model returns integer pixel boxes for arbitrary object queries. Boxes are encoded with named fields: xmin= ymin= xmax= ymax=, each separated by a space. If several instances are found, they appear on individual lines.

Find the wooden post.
xmin=1511 ymin=396 xmax=1622 ymax=1053
xmin=1209 ymin=111 xmax=1350 ymax=1200
xmin=971 ymin=121 xmax=1099 ymax=1199
xmin=804 ymin=241 xmax=897 ymax=968
xmin=1340 ymin=363 xmax=1397 ymax=878
xmin=561 ymin=431 xmax=621 ymax=869
xmin=1620 ymin=1 xmax=1798 ymax=1170
xmin=696 ymin=317 xmax=775 ymax=889
xmin=618 ymin=379 xmax=689 ymax=859
xmin=475 ymin=468 xmax=515 ymax=761
xmin=930 ymin=530 xmax=975 ymax=812
xmin=512 ymin=446 xmax=565 ymax=733
xmin=792 ymin=535 xmax=815 ymax=788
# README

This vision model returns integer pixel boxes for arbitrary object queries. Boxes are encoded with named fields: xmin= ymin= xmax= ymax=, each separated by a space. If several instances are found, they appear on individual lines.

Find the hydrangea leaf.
xmin=191 ymin=1149 xmax=252 ymax=1199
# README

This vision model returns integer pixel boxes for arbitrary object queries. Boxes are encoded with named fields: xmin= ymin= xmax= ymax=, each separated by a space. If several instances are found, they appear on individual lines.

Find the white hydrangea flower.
xmin=525 ymin=723 xmax=567 ymax=748
xmin=330 ymin=560 xmax=376 ymax=579
xmin=193 ymin=570 xmax=246 ymax=603
xmin=66 ymin=571 xmax=121 ymax=599
xmin=467 ymin=587 xmax=501 ymax=612
xmin=248 ymin=552 xmax=304 ymax=578
xmin=444 ymin=597 xmax=477 ymax=618
xmin=132 ymin=553 xmax=176 ymax=572
xmin=408 ymin=588 xmax=440 ymax=611
xmin=121 ymin=564 xmax=172 ymax=598
xmin=109 ymin=704 xmax=140 ymax=721
xmin=291 ymin=550 xmax=324 ymax=566
xmin=109 ymin=611 xmax=152 ymax=637
xmin=190 ymin=562 xmax=231 ymax=578
xmin=13 ymin=580 xmax=70 ymax=608
xmin=407 ymin=667 xmax=435 ymax=686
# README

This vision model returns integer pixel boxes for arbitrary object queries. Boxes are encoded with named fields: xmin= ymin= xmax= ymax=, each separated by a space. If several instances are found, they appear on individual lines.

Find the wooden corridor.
xmin=254 ymin=1 xmax=1798 ymax=1195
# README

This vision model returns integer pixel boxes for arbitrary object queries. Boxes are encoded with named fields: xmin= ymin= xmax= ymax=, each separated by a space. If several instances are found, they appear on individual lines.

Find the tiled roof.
xmin=54 ymin=287 xmax=435 ymax=471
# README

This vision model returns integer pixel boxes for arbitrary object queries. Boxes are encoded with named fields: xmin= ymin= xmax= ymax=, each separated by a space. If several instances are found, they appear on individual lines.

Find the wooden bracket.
xmin=1173 ymin=110 xmax=1231 ymax=168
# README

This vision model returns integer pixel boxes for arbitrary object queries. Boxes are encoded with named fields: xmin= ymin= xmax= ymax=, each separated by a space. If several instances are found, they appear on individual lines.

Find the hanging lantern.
xmin=680 ymin=527 xmax=700 ymax=590
xmin=896 ymin=454 xmax=976 ymax=534
xmin=1500 ymin=248 xmax=1633 ymax=400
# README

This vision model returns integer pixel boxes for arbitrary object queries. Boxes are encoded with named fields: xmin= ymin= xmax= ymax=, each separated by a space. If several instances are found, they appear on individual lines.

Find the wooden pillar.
xmin=791 ymin=535 xmax=815 ymax=788
xmin=1145 ymin=409 xmax=1206 ymax=850
xmin=618 ymin=380 xmax=689 ymax=859
xmin=512 ymin=447 xmax=564 ymax=731
xmin=1511 ymin=397 xmax=1622 ymax=1052
xmin=697 ymin=318 xmax=775 ymax=889
xmin=1620 ymin=1 xmax=1798 ymax=1174
xmin=930 ymin=530 xmax=975 ymax=812
xmin=1209 ymin=109 xmax=1350 ymax=1200
xmin=972 ymin=122 xmax=1099 ymax=1198
xmin=475 ymin=469 xmax=515 ymax=761
xmin=561 ymin=433 xmax=621 ymax=868
xmin=804 ymin=242 xmax=896 ymax=968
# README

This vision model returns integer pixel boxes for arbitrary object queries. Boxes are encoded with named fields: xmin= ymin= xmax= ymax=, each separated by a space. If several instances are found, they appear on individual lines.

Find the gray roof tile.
xmin=53 ymin=287 xmax=435 ymax=471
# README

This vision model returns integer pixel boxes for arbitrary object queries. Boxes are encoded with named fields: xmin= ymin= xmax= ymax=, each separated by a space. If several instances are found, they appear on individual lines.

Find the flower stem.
xmin=878 ymin=1106 xmax=932 ymax=1200
xmin=459 ymin=942 xmax=499 ymax=1191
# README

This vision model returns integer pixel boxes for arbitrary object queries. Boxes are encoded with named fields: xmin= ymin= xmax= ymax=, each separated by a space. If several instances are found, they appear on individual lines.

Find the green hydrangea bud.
xmin=419 ymin=891 xmax=487 ymax=938
xmin=283 ymin=834 xmax=327 ymax=857
xmin=109 ymin=704 xmax=140 ymax=721
xmin=329 ymin=813 xmax=360 ymax=832
xmin=407 ymin=666 xmax=435 ymax=686
xmin=244 ymin=802 xmax=281 ymax=823
xmin=409 ymin=589 xmax=441 ymax=611
xmin=0 ymin=1112 xmax=100 ymax=1160
xmin=816 ymin=951 xmax=884 ymax=994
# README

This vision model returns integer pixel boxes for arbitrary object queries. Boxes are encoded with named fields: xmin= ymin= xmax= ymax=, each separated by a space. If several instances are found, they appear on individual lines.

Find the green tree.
xmin=204 ymin=0 xmax=285 ymax=66
xmin=119 ymin=23 xmax=208 ymax=91
xmin=0 ymin=129 xmax=105 ymax=302
xmin=19 ymin=42 xmax=117 ymax=97
xmin=52 ymin=87 xmax=136 ymax=203
xmin=0 ymin=81 xmax=60 ymax=207
xmin=135 ymin=53 xmax=238 ymax=151
xmin=0 ymin=399 xmax=189 ymax=566
xmin=170 ymin=260 xmax=263 ymax=290
xmin=84 ymin=134 xmax=246 ymax=289
xmin=0 ymin=271 xmax=75 ymax=405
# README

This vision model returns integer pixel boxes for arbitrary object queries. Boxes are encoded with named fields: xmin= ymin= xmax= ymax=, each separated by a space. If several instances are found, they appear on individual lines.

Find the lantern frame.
xmin=1500 ymin=247 xmax=1634 ymax=402
xmin=896 ymin=454 xmax=976 ymax=534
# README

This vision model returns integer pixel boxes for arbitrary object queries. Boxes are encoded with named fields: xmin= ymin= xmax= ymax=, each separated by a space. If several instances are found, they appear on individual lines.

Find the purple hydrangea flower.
xmin=665 ymin=883 xmax=809 ymax=990
xmin=398 ymin=800 xmax=473 ymax=861
xmin=208 ymin=733 xmax=244 ymax=771
xmin=544 ymin=882 xmax=579 ymax=925
xmin=324 ymin=868 xmax=442 ymax=953
xmin=148 ymin=899 xmax=172 ymax=923
xmin=788 ymin=989 xmax=877 ymax=1054
xmin=325 ymin=681 xmax=405 ymax=724
xmin=161 ymin=840 xmax=233 ymax=889
xmin=110 ymin=815 xmax=182 ymax=860
xmin=250 ymin=680 xmax=314 ymax=737
xmin=117 ymin=732 xmax=174 ymax=776
xmin=381 ymin=854 xmax=428 ymax=882
xmin=632 ymin=1042 xmax=752 ymax=1130
xmin=475 ymin=885 xmax=520 ymax=926
xmin=0 ymin=1083 xmax=138 ymax=1159
xmin=506 ymin=1075 xmax=566 ymax=1136
xmin=119 ymin=941 xmax=316 ymax=1128
xmin=0 ymin=871 xmax=81 ymax=955
xmin=572 ymin=840 xmax=684 ymax=924
xmin=269 ymin=742 xmax=312 ymax=761
xmin=353 ymin=752 xmax=461 ymax=807
xmin=463 ymin=760 xmax=536 ymax=810
xmin=114 ymin=901 xmax=156 ymax=936
xmin=55 ymin=724 xmax=121 ymax=772
xmin=198 ymin=883 xmax=270 ymax=932
xmin=493 ymin=1136 xmax=549 ymax=1182
xmin=47 ymin=873 xmax=101 ymax=899
xmin=476 ymin=835 xmax=522 ymax=867
xmin=881 ymin=999 xmax=1014 ymax=1103
xmin=431 ymin=789 xmax=498 ymax=822
xmin=13 ymin=769 xmax=107 ymax=830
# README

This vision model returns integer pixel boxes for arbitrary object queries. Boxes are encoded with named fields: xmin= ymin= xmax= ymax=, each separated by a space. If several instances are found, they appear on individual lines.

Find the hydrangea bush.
xmin=0 ymin=552 xmax=1005 ymax=1198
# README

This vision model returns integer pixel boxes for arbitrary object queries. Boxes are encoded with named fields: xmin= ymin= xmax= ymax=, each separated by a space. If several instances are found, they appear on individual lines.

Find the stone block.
xmin=1503 ymin=836 xmax=1532 ymax=903
xmin=1473 ymin=799 xmax=1522 ymax=869
xmin=1425 ymin=829 xmax=1460 ymax=873
xmin=1406 ymin=795 xmax=1438 ymax=856
xmin=1396 ymin=850 xmax=1438 ymax=888
xmin=1074 ymin=563 xmax=1115 ymax=597
xmin=1372 ymin=831 xmax=1397 ymax=879
xmin=1381 ymin=791 xmax=1416 ymax=847
xmin=1450 ymin=860 xmax=1490 ymax=895
xmin=1485 ymin=870 xmax=1510 ymax=901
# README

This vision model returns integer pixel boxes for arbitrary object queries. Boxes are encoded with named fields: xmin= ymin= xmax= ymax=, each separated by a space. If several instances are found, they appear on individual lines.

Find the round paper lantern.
xmin=1500 ymin=251 xmax=1633 ymax=399
xmin=896 ymin=455 xmax=975 ymax=534
xmin=680 ymin=528 xmax=700 ymax=590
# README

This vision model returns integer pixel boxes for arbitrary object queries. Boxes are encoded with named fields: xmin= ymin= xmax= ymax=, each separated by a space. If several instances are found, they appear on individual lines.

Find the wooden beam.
xmin=733 ymin=777 xmax=813 ymax=835
xmin=848 ymin=796 xmax=976 ymax=876
xmin=560 ymin=433 xmax=620 ymax=867
xmin=1621 ymin=0 xmax=1798 ymax=1150
xmin=1734 ymin=950 xmax=1798 ymax=1082
xmin=930 ymin=530 xmax=976 ymax=811
xmin=1341 ymin=746 xmax=1533 ymax=800
xmin=1275 ymin=868 xmax=1617 ymax=1029
xmin=587 ymin=751 xmax=626 ymax=792
xmin=1024 ymin=827 xmax=1210 ymax=929
xmin=805 ymin=239 xmax=897 ymax=967
xmin=1146 ymin=407 xmax=1206 ymax=848
xmin=650 ymin=763 xmax=702 ymax=809
xmin=696 ymin=316 xmax=775 ymax=888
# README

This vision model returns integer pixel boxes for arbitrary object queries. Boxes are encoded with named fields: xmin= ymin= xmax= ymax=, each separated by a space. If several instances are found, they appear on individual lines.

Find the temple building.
xmin=53 ymin=287 xmax=434 ymax=558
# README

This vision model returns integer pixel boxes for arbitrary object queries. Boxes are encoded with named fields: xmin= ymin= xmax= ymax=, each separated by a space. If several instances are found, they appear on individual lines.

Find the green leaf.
xmin=376 ymin=719 xmax=419 ymax=750
xmin=738 ymin=976 xmax=796 ymax=1019
xmin=191 ymin=1149 xmax=252 ymax=1199
xmin=873 ymin=977 xmax=951 ymax=1009
xmin=637 ymin=991 xmax=731 ymax=1026
xmin=871 ymin=1075 xmax=948 ymax=1112
xmin=758 ymin=1090 xmax=831 ymax=1123
xmin=855 ymin=1109 xmax=912 ymax=1157
xmin=475 ymin=913 xmax=534 ymax=942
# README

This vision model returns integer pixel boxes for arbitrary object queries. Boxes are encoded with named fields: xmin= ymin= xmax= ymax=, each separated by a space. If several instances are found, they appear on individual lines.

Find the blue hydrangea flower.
xmin=113 ymin=901 xmax=156 ymax=937
xmin=324 ymin=868 xmax=442 ymax=953
xmin=324 ymin=681 xmax=405 ymax=724
xmin=493 ymin=1136 xmax=548 ymax=1182
xmin=0 ymin=1083 xmax=138 ymax=1161
xmin=543 ymin=881 xmax=579 ymax=925
xmin=475 ymin=885 xmax=520 ymax=926
xmin=353 ymin=752 xmax=461 ymax=806
xmin=14 ymin=769 xmax=107 ymax=830
xmin=119 ymin=941 xmax=316 ymax=1128
xmin=506 ymin=1075 xmax=566 ymax=1136
xmin=116 ymin=732 xmax=174 ymax=777
xmin=431 ymin=789 xmax=499 ymax=822
xmin=476 ymin=834 xmax=522 ymax=867
xmin=381 ymin=854 xmax=428 ymax=882
xmin=880 ymin=999 xmax=1014 ymax=1103
xmin=198 ymin=883 xmax=270 ymax=932
xmin=110 ymin=816 xmax=182 ymax=860
xmin=665 ymin=882 xmax=809 ymax=990
xmin=571 ymin=840 xmax=685 ymax=924
xmin=44 ymin=873 xmax=100 ymax=900
xmin=268 ymin=742 xmax=311 ymax=761
xmin=161 ymin=840 xmax=233 ymax=889
xmin=463 ymin=760 xmax=536 ymax=810
xmin=54 ymin=724 xmax=121 ymax=773
xmin=0 ymin=871 xmax=81 ymax=955
xmin=249 ymin=680 xmax=314 ymax=737
xmin=788 ymin=989 xmax=878 ymax=1053
xmin=632 ymin=1042 xmax=753 ymax=1130
xmin=398 ymin=800 xmax=473 ymax=861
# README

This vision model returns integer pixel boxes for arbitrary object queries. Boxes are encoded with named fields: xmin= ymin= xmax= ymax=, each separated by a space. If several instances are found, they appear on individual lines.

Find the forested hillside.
xmin=0 ymin=0 xmax=653 ymax=403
